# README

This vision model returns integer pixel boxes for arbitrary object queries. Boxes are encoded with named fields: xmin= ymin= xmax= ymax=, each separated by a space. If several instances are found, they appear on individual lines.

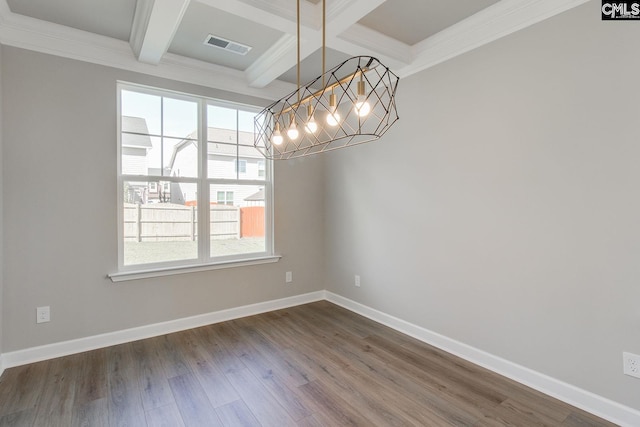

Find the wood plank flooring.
xmin=0 ymin=301 xmax=618 ymax=426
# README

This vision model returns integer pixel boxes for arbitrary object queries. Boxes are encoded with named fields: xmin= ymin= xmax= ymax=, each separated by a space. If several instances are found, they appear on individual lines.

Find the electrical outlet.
xmin=623 ymin=352 xmax=640 ymax=378
xmin=36 ymin=306 xmax=50 ymax=324
xmin=355 ymin=275 xmax=361 ymax=287
xmin=285 ymin=271 xmax=293 ymax=283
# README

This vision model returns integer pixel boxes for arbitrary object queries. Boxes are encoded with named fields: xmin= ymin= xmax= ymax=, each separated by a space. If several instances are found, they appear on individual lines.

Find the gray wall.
xmin=0 ymin=44 xmax=4 ymax=360
xmin=324 ymin=1 xmax=640 ymax=411
xmin=1 ymin=46 xmax=325 ymax=352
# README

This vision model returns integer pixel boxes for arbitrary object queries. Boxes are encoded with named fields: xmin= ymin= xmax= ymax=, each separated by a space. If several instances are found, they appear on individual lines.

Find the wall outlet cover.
xmin=36 ymin=306 xmax=50 ymax=324
xmin=623 ymin=352 xmax=640 ymax=379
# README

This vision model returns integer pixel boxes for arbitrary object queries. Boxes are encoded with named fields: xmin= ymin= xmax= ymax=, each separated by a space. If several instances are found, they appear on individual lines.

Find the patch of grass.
xmin=124 ymin=238 xmax=265 ymax=265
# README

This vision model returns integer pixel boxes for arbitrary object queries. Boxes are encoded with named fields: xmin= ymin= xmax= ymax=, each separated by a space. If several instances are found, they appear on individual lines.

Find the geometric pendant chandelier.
xmin=254 ymin=1 xmax=400 ymax=160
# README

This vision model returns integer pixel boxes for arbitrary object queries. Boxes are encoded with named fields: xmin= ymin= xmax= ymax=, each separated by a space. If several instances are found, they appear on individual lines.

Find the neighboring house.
xmin=122 ymin=118 xmax=264 ymax=207
xmin=244 ymin=188 xmax=265 ymax=207
xmin=169 ymin=127 xmax=265 ymax=207
xmin=121 ymin=116 xmax=153 ymax=204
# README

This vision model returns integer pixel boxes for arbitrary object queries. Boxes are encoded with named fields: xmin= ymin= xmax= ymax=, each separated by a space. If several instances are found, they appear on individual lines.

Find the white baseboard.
xmin=325 ymin=291 xmax=640 ymax=427
xmin=1 ymin=290 xmax=326 ymax=370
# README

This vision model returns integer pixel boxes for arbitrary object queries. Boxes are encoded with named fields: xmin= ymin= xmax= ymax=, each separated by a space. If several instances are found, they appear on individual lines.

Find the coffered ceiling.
xmin=0 ymin=0 xmax=589 ymax=100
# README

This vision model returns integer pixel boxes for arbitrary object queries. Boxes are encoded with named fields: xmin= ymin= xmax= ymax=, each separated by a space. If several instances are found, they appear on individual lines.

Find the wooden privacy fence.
xmin=124 ymin=203 xmax=264 ymax=242
xmin=240 ymin=206 xmax=265 ymax=237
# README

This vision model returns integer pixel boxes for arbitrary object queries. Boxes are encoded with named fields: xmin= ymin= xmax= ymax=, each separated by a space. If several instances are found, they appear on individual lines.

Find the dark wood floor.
xmin=0 ymin=301 xmax=617 ymax=426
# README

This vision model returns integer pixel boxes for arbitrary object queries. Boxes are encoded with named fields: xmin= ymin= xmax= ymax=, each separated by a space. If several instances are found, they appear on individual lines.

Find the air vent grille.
xmin=204 ymin=35 xmax=252 ymax=56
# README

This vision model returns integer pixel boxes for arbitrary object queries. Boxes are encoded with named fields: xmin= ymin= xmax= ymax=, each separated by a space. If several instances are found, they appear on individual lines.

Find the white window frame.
xmin=112 ymin=82 xmax=277 ymax=281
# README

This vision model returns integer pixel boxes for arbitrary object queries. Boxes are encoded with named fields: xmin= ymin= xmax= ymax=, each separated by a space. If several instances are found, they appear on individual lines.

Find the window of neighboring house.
xmin=117 ymin=83 xmax=273 ymax=272
xmin=258 ymin=160 xmax=265 ymax=178
xmin=236 ymin=159 xmax=247 ymax=174
xmin=216 ymin=191 xmax=234 ymax=206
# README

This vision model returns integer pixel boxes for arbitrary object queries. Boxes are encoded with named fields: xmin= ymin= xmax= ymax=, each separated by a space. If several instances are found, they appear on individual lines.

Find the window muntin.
xmin=118 ymin=83 xmax=273 ymax=271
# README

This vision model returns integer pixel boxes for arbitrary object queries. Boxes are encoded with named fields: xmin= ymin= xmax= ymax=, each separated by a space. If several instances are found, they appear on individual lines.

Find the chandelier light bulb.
xmin=354 ymin=80 xmax=371 ymax=117
xmin=326 ymin=93 xmax=341 ymax=127
xmin=354 ymin=97 xmax=371 ymax=117
xmin=287 ymin=114 xmax=299 ymax=140
xmin=272 ymin=122 xmax=284 ymax=145
xmin=326 ymin=111 xmax=341 ymax=127
xmin=305 ymin=117 xmax=318 ymax=133
xmin=305 ymin=104 xmax=318 ymax=133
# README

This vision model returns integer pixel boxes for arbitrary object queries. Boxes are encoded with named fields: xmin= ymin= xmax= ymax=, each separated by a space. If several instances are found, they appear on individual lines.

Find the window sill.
xmin=108 ymin=255 xmax=281 ymax=282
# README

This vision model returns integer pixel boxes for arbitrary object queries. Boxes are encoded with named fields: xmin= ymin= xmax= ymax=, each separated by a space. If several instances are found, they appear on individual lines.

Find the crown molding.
xmin=0 ymin=6 xmax=295 ymax=100
xmin=399 ymin=0 xmax=591 ymax=78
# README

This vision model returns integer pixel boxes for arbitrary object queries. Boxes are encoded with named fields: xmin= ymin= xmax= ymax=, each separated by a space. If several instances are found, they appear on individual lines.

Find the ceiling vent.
xmin=204 ymin=35 xmax=252 ymax=56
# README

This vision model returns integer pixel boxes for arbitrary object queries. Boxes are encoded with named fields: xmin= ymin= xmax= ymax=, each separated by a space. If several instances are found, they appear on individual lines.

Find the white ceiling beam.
xmin=325 ymin=0 xmax=386 ymax=34
xmin=398 ymin=0 xmax=591 ymax=78
xmin=0 ymin=0 xmax=10 ymax=20
xmin=130 ymin=0 xmax=190 ymax=65
xmin=335 ymin=23 xmax=411 ymax=69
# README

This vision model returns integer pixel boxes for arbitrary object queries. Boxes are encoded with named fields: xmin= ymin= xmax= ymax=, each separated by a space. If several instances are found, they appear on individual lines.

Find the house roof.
xmin=244 ymin=188 xmax=264 ymax=201
xmin=121 ymin=116 xmax=152 ymax=149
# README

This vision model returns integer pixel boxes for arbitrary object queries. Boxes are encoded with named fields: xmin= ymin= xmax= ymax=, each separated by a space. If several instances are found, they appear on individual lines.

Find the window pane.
xmin=121 ymin=90 xmax=161 ymax=135
xmin=239 ymin=145 xmax=266 ymax=181
xmin=121 ymin=132 xmax=162 ymax=176
xmin=208 ymin=105 xmax=237 ymax=144
xmin=238 ymin=110 xmax=256 ymax=133
xmin=123 ymin=181 xmax=198 ymax=266
xmin=209 ymin=184 xmax=265 ymax=258
xmin=163 ymin=136 xmax=198 ymax=178
xmin=208 ymin=142 xmax=237 ymax=179
xmin=238 ymin=110 xmax=256 ymax=147
xmin=163 ymin=97 xmax=198 ymax=138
